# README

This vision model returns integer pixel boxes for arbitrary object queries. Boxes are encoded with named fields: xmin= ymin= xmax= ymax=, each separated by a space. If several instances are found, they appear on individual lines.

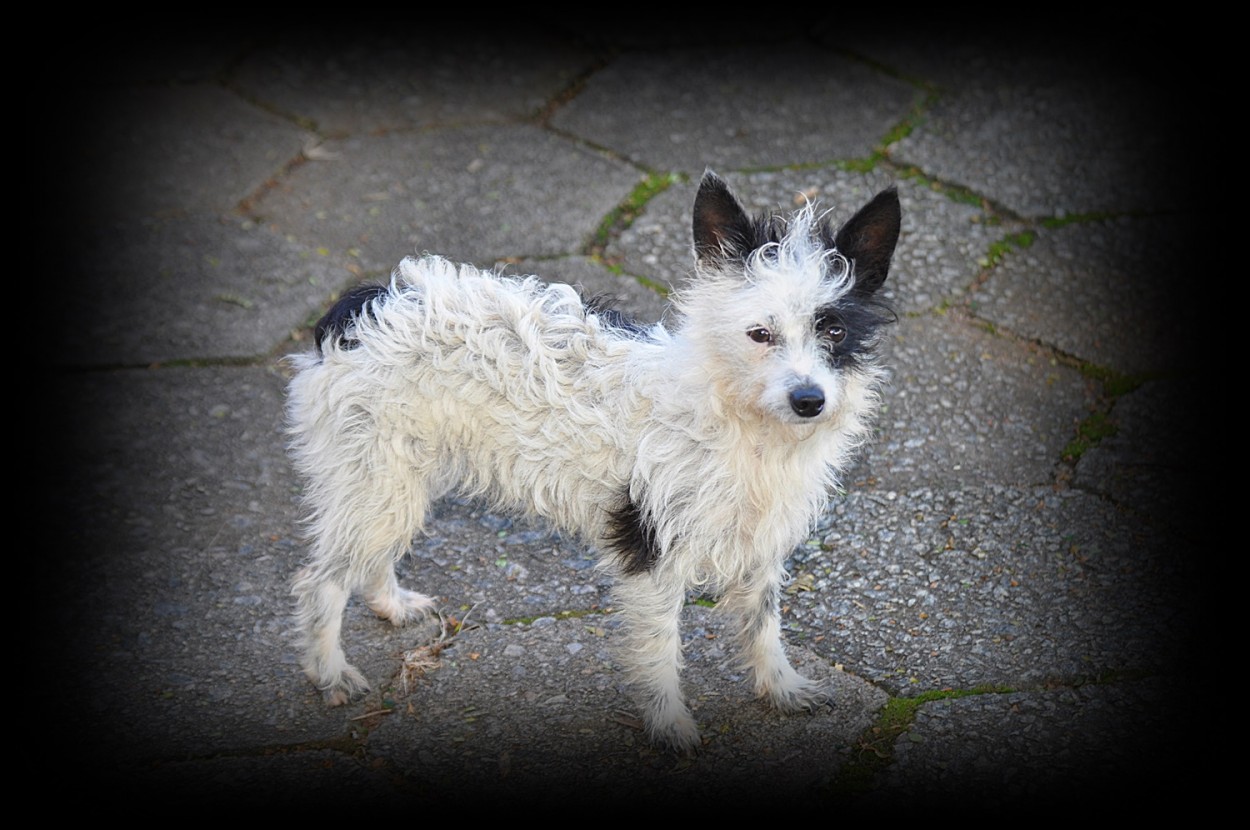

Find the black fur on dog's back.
xmin=314 ymin=284 xmax=388 ymax=355
xmin=583 ymin=294 xmax=655 ymax=340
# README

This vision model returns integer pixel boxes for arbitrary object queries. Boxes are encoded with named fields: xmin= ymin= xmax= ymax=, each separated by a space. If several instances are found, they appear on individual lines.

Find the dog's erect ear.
xmin=835 ymin=187 xmax=901 ymax=295
xmin=693 ymin=170 xmax=753 ymax=265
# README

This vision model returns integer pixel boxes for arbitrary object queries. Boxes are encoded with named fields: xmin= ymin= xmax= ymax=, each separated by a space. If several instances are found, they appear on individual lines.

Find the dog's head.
xmin=676 ymin=171 xmax=900 ymax=428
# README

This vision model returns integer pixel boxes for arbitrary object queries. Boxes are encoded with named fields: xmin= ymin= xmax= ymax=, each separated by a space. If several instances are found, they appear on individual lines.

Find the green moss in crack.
xmin=589 ymin=172 xmax=682 ymax=255
xmin=822 ymin=685 xmax=1013 ymax=800
xmin=1063 ymin=411 xmax=1118 ymax=461
xmin=984 ymin=230 xmax=1036 ymax=268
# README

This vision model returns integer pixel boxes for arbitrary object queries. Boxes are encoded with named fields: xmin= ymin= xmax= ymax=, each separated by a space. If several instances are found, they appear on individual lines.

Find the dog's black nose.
xmin=789 ymin=386 xmax=825 ymax=418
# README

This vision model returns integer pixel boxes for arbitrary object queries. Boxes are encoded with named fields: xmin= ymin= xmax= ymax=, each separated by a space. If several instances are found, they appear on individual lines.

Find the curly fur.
xmin=286 ymin=171 xmax=901 ymax=752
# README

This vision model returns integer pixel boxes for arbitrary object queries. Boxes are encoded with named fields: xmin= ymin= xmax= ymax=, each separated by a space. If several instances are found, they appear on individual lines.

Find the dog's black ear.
xmin=693 ymin=170 xmax=754 ymax=265
xmin=835 ymin=187 xmax=901 ymax=295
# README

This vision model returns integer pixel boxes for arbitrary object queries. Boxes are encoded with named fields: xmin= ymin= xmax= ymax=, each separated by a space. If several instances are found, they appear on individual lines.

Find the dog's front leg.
xmin=722 ymin=564 xmax=832 ymax=713
xmin=614 ymin=572 xmax=701 ymax=753
xmin=293 ymin=567 xmax=371 ymax=706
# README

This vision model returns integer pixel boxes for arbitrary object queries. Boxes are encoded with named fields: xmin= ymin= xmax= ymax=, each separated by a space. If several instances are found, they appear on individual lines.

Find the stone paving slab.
xmin=790 ymin=486 xmax=1197 ymax=694
xmin=1074 ymin=378 xmax=1207 ymax=535
xmin=855 ymin=29 xmax=1195 ymax=218
xmin=551 ymin=43 xmax=919 ymax=173
xmin=58 ymin=217 xmax=351 ymax=366
xmin=853 ymin=676 xmax=1200 ymax=812
xmin=77 ymin=84 xmax=312 ymax=225
xmin=365 ymin=610 xmax=888 ymax=802
xmin=230 ymin=27 xmax=598 ymax=135
xmin=853 ymin=312 xmax=1097 ymax=491
xmin=974 ymin=215 xmax=1188 ymax=376
xmin=253 ymin=124 xmax=641 ymax=270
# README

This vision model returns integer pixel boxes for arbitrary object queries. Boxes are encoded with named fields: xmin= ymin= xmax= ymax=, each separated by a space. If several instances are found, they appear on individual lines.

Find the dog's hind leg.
xmin=721 ymin=564 xmax=832 ymax=713
xmin=614 ymin=573 xmax=701 ymax=753
xmin=294 ymin=466 xmax=435 ymax=705
xmin=364 ymin=565 xmax=436 ymax=626
xmin=358 ymin=452 xmax=443 ymax=626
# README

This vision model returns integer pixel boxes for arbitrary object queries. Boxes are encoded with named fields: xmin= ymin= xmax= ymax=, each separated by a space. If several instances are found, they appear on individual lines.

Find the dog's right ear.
xmin=835 ymin=187 xmax=901 ymax=296
xmin=693 ymin=170 xmax=753 ymax=265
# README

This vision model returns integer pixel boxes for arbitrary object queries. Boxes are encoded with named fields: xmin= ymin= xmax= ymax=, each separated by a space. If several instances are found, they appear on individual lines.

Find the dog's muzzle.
xmin=789 ymin=385 xmax=825 ymax=418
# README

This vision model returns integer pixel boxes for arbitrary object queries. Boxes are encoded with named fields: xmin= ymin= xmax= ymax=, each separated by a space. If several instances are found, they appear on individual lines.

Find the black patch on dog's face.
xmin=314 ymin=283 xmax=388 ymax=355
xmin=814 ymin=297 xmax=895 ymax=370
xmin=604 ymin=491 xmax=661 ymax=575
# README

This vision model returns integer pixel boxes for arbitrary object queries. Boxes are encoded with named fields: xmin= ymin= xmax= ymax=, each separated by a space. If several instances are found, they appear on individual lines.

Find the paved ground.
xmin=39 ymin=17 xmax=1213 ymax=817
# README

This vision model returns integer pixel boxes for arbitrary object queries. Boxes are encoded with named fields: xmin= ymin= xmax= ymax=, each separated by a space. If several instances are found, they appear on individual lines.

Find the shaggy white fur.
xmin=287 ymin=171 xmax=901 ymax=752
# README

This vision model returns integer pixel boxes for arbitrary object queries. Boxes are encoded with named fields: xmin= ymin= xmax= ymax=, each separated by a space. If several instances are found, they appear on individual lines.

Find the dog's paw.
xmin=644 ymin=704 xmax=702 ymax=755
xmin=648 ymin=718 xmax=702 ymax=756
xmin=315 ymin=664 xmax=371 ymax=707
xmin=763 ymin=676 xmax=833 ymax=713
xmin=367 ymin=586 xmax=436 ymax=627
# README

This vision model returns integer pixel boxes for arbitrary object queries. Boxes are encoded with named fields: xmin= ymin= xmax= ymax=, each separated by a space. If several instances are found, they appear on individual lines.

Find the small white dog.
xmin=287 ymin=171 xmax=901 ymax=752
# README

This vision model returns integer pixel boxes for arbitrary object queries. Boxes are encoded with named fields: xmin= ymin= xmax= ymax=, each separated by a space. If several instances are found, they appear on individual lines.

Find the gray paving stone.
xmin=973 ymin=215 xmax=1190 ymax=376
xmin=230 ymin=28 xmax=598 ymax=135
xmin=365 ymin=608 xmax=888 ymax=801
xmin=855 ymin=677 xmax=1198 ymax=811
xmin=252 ymin=124 xmax=642 ymax=270
xmin=77 ymin=84 xmax=311 ymax=224
xmin=1074 ymin=378 xmax=1208 ymax=536
xmin=789 ymin=486 xmax=1200 ymax=694
xmin=861 ymin=34 xmax=1191 ymax=217
xmin=849 ymin=312 xmax=1098 ymax=492
xmin=552 ymin=44 xmax=918 ymax=173
xmin=48 ymin=366 xmax=336 ymax=761
xmin=58 ymin=215 xmax=352 ymax=366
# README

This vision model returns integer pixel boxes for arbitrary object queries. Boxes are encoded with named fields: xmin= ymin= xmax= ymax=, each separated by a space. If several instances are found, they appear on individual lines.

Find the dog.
xmin=286 ymin=171 xmax=901 ymax=752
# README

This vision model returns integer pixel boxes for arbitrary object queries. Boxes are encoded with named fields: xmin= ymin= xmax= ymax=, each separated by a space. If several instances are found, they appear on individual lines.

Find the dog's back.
xmin=289 ymin=255 xmax=662 ymax=545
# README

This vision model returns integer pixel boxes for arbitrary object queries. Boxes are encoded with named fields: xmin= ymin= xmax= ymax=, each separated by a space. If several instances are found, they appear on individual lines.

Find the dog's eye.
xmin=747 ymin=326 xmax=772 ymax=344
xmin=818 ymin=319 xmax=846 ymax=344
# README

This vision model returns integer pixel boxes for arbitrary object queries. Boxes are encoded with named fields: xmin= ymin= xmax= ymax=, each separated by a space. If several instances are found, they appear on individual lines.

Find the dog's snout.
xmin=789 ymin=385 xmax=825 ymax=418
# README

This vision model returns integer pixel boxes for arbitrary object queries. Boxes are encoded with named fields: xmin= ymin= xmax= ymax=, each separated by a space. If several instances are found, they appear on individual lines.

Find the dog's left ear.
xmin=693 ymin=170 xmax=753 ymax=265
xmin=835 ymin=187 xmax=901 ymax=295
